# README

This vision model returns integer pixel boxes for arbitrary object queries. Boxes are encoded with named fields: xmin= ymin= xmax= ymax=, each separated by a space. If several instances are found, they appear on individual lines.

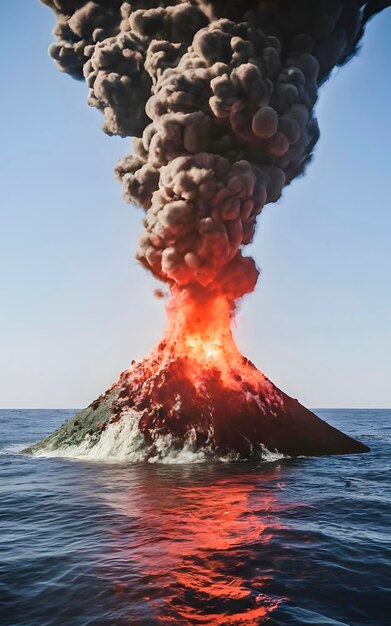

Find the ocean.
xmin=1 ymin=409 xmax=389 ymax=626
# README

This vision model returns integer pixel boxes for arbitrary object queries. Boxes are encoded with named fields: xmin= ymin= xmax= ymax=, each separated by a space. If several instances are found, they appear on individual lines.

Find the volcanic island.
xmin=26 ymin=289 xmax=368 ymax=460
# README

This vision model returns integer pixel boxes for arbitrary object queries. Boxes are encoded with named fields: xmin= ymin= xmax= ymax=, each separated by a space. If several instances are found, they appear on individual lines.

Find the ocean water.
xmin=1 ymin=409 xmax=390 ymax=626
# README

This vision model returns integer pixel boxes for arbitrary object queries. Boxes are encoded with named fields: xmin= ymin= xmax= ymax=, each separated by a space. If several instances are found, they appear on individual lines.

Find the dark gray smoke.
xmin=41 ymin=0 xmax=389 ymax=300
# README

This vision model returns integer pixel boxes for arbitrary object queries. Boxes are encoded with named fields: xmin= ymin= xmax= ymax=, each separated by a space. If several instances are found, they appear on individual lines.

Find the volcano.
xmin=27 ymin=1 xmax=386 ymax=461
xmin=26 ymin=289 xmax=368 ymax=459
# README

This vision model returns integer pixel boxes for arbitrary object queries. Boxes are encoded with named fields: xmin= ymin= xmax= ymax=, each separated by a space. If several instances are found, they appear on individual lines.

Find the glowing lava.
xmin=154 ymin=288 xmax=265 ymax=391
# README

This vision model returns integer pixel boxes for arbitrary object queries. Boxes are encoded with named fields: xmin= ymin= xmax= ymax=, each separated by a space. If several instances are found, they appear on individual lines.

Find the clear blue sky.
xmin=0 ymin=2 xmax=390 ymax=408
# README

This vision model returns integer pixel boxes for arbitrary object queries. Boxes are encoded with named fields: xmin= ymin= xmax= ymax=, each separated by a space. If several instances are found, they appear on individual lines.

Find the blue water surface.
xmin=0 ymin=409 xmax=390 ymax=626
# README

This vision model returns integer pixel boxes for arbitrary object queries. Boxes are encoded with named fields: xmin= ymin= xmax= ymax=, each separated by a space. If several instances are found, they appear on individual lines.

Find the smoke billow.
xmin=41 ymin=0 xmax=388 ymax=301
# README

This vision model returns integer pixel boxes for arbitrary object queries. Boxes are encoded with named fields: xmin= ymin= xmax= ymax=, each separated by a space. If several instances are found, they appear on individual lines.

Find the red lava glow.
xmin=155 ymin=287 xmax=266 ymax=391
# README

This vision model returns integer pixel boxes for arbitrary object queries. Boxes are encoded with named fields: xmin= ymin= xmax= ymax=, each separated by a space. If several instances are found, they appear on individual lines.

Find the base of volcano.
xmin=25 ymin=354 xmax=368 ymax=460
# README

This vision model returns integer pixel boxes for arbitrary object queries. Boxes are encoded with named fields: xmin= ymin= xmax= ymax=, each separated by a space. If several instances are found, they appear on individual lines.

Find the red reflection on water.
xmin=104 ymin=466 xmax=289 ymax=625
xmin=158 ymin=480 xmax=281 ymax=624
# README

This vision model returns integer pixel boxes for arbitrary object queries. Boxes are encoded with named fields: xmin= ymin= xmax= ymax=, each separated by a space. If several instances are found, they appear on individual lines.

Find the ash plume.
xmin=41 ymin=0 xmax=389 ymax=301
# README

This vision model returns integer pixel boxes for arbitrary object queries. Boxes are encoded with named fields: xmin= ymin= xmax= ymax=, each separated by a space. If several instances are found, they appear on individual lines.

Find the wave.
xmin=0 ymin=443 xmax=30 ymax=456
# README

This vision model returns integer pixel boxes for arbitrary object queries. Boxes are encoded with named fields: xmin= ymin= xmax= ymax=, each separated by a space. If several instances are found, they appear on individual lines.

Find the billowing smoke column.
xmin=29 ymin=1 xmax=387 ymax=460
xmin=41 ymin=0 xmax=386 ymax=303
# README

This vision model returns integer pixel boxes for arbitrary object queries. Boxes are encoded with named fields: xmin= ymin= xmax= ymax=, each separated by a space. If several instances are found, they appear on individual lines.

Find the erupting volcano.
xmin=27 ymin=0 xmax=388 ymax=459
xmin=30 ymin=287 xmax=368 ymax=459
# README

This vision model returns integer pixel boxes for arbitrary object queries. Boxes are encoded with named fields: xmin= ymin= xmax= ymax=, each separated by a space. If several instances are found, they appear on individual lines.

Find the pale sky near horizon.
xmin=0 ymin=3 xmax=390 ymax=409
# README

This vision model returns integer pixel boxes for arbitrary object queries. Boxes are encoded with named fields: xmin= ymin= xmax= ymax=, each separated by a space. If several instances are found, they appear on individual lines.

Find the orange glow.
xmin=101 ymin=467 xmax=287 ymax=625
xmin=149 ymin=287 xmax=268 ymax=393
xmin=156 ymin=479 xmax=281 ymax=625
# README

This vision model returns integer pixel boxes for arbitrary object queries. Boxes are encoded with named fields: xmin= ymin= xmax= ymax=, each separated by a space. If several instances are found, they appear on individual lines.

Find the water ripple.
xmin=1 ymin=409 xmax=390 ymax=626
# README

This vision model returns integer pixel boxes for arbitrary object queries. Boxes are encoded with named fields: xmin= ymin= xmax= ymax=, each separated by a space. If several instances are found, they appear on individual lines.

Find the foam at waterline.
xmin=1 ymin=443 xmax=28 ymax=456
xmin=30 ymin=409 xmax=286 ymax=464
